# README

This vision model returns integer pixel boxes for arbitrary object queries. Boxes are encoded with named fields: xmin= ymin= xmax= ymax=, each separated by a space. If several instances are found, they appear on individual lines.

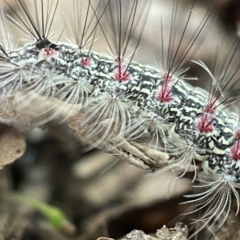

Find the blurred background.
xmin=0 ymin=0 xmax=240 ymax=239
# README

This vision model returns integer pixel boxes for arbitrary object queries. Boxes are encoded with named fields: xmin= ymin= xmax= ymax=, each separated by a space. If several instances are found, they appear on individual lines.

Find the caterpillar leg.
xmin=71 ymin=116 xmax=169 ymax=170
xmin=99 ymin=137 xmax=169 ymax=171
xmin=120 ymin=140 xmax=169 ymax=170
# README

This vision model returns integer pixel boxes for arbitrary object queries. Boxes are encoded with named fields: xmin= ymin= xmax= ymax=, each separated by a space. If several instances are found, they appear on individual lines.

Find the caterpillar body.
xmin=0 ymin=0 xmax=240 ymax=238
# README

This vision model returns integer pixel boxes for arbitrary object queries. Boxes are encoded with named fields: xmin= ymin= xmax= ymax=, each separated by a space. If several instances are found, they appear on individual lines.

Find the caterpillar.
xmin=0 ymin=0 xmax=240 ymax=238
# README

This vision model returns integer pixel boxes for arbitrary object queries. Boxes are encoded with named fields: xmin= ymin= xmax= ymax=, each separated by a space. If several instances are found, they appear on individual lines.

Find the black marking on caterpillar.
xmin=1 ymin=0 xmax=240 ymax=238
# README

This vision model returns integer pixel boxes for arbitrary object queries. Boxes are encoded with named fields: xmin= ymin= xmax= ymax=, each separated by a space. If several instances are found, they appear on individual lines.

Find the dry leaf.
xmin=0 ymin=125 xmax=26 ymax=168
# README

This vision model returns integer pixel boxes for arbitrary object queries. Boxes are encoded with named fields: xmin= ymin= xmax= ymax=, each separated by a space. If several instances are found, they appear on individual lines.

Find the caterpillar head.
xmin=183 ymin=152 xmax=240 ymax=238
xmin=183 ymin=157 xmax=240 ymax=239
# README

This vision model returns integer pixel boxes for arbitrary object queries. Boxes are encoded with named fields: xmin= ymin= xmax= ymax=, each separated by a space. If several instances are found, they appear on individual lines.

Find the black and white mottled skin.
xmin=2 ymin=41 xmax=240 ymax=171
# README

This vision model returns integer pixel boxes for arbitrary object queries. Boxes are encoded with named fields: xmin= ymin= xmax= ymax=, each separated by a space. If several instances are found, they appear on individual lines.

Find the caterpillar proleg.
xmin=1 ymin=0 xmax=240 ymax=238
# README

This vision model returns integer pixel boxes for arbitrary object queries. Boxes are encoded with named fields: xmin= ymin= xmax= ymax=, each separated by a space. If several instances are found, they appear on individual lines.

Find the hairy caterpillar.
xmin=0 ymin=0 xmax=240 ymax=238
